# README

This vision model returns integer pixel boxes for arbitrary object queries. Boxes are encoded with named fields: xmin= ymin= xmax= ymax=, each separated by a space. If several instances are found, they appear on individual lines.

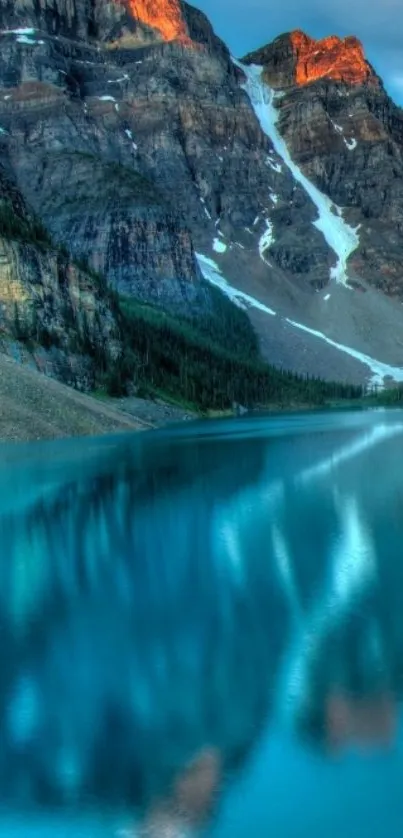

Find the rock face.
xmin=0 ymin=1 xmax=334 ymax=315
xmin=0 ymin=165 xmax=121 ymax=390
xmin=20 ymin=151 xmax=206 ymax=311
xmin=291 ymin=32 xmax=373 ymax=87
xmin=125 ymin=0 xmax=191 ymax=44
xmin=0 ymin=0 xmax=93 ymax=39
xmin=245 ymin=31 xmax=375 ymax=89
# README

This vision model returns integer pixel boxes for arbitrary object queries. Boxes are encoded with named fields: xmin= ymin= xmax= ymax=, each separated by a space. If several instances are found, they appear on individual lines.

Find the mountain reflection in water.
xmin=1 ymin=410 xmax=403 ymax=837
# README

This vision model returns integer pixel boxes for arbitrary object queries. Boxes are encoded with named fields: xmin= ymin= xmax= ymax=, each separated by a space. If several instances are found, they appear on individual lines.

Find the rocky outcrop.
xmin=245 ymin=31 xmax=376 ymax=89
xmin=0 ymin=165 xmax=121 ymax=390
xmin=0 ymin=0 xmax=93 ymax=39
xmin=291 ymin=32 xmax=374 ymax=87
xmin=124 ymin=0 xmax=191 ymax=44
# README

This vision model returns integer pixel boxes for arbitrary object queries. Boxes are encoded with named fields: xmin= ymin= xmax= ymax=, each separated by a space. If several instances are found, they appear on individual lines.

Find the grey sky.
xmin=192 ymin=0 xmax=403 ymax=104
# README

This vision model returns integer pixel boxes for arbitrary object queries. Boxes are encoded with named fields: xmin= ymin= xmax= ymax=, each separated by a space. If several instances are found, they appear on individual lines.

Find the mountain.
xmin=1 ymin=1 xmax=403 ymax=413
xmin=244 ymin=30 xmax=403 ymax=295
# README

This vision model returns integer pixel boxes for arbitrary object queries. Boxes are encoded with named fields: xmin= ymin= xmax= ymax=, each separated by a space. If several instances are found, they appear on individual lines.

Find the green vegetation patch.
xmin=102 ymin=292 xmax=364 ymax=410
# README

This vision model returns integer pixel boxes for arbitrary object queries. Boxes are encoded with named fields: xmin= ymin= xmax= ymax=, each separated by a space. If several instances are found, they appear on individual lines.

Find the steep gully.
xmin=198 ymin=59 xmax=403 ymax=386
xmin=235 ymin=59 xmax=360 ymax=288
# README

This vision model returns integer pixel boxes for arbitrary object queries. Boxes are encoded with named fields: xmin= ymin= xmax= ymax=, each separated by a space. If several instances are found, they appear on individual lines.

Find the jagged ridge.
xmin=244 ymin=29 xmax=376 ymax=89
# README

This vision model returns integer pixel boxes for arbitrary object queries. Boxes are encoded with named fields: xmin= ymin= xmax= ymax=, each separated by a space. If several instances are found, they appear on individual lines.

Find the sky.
xmin=192 ymin=0 xmax=403 ymax=104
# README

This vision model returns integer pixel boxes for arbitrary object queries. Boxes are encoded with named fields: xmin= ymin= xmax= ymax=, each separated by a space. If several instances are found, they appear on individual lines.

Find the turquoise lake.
xmin=0 ymin=409 xmax=403 ymax=836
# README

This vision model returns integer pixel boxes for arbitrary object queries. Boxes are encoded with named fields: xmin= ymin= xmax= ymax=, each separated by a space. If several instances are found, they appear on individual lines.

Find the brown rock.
xmin=291 ymin=30 xmax=374 ymax=87
xmin=126 ymin=0 xmax=193 ymax=45
xmin=244 ymin=29 xmax=377 ymax=90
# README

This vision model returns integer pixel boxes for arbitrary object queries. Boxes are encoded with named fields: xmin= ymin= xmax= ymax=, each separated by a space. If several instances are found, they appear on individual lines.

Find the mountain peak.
xmin=289 ymin=30 xmax=372 ymax=86
xmin=243 ymin=29 xmax=376 ymax=89
xmin=126 ymin=0 xmax=192 ymax=45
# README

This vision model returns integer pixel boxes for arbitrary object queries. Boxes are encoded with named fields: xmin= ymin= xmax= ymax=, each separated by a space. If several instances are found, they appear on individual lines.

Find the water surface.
xmin=1 ymin=409 xmax=403 ymax=836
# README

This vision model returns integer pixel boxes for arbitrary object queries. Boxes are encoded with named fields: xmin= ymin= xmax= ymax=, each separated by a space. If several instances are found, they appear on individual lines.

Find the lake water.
xmin=1 ymin=409 xmax=403 ymax=836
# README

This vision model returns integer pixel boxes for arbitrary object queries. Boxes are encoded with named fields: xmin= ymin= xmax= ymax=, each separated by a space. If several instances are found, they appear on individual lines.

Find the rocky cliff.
xmin=0 ymin=164 xmax=122 ymax=390
xmin=0 ymin=0 xmax=334 ymax=315
xmin=245 ymin=31 xmax=376 ymax=89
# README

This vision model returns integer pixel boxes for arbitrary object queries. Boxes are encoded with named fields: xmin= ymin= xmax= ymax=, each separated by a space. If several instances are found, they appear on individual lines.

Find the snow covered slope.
xmin=233 ymin=59 xmax=360 ymax=286
xmin=197 ymin=255 xmax=403 ymax=386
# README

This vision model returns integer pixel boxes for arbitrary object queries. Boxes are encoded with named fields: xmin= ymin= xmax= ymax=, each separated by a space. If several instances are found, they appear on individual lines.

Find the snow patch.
xmin=334 ymin=121 xmax=358 ymax=150
xmin=4 ymin=28 xmax=35 ymax=35
xmin=196 ymin=253 xmax=276 ymax=316
xmin=124 ymin=131 xmax=138 ymax=150
xmin=345 ymin=137 xmax=357 ymax=151
xmin=266 ymin=155 xmax=282 ymax=173
xmin=213 ymin=238 xmax=227 ymax=253
xmin=97 ymin=95 xmax=116 ymax=102
xmin=200 ymin=197 xmax=212 ymax=220
xmin=235 ymin=59 xmax=360 ymax=286
xmin=270 ymin=192 xmax=279 ymax=205
xmin=286 ymin=317 xmax=403 ymax=386
xmin=259 ymin=219 xmax=275 ymax=265
xmin=323 ymin=294 xmax=331 ymax=301
xmin=17 ymin=35 xmax=42 ymax=44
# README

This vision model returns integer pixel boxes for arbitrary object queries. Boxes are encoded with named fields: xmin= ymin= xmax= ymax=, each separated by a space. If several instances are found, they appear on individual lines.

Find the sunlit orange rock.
xmin=290 ymin=30 xmax=373 ymax=86
xmin=126 ymin=0 xmax=193 ymax=45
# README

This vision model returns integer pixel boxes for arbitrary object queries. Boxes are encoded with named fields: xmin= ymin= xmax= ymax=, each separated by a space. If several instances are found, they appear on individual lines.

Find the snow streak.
xmin=196 ymin=254 xmax=276 ymax=316
xmin=286 ymin=317 xmax=403 ymax=386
